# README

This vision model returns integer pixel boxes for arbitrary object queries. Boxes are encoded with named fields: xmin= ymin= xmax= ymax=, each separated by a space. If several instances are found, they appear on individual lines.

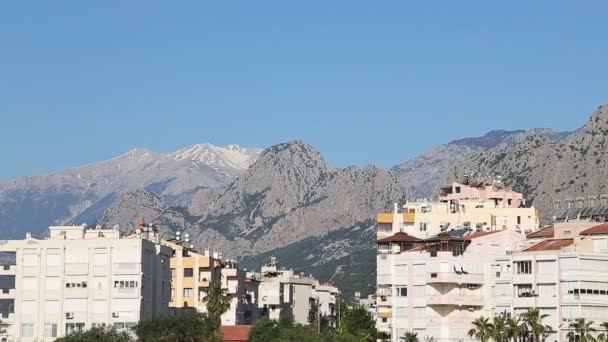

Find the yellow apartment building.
xmin=163 ymin=240 xmax=222 ymax=313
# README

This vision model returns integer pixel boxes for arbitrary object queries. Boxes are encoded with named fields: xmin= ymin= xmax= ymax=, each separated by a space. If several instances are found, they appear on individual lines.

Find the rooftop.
xmin=580 ymin=223 xmax=608 ymax=236
xmin=526 ymin=225 xmax=555 ymax=239
xmin=219 ymin=325 xmax=252 ymax=342
xmin=376 ymin=232 xmax=422 ymax=243
xmin=523 ymin=239 xmax=574 ymax=252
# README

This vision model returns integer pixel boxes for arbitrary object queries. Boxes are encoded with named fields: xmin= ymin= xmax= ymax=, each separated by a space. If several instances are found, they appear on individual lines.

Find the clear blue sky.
xmin=1 ymin=1 xmax=606 ymax=180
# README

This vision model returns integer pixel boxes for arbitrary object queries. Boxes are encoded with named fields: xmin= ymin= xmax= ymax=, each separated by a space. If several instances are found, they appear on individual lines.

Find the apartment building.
xmin=0 ymin=225 xmax=171 ymax=341
xmin=164 ymin=239 xmax=222 ymax=315
xmin=377 ymin=179 xmax=539 ymax=240
xmin=253 ymin=258 xmax=339 ymax=326
xmin=163 ymin=236 xmax=246 ymax=326
xmin=492 ymin=221 xmax=608 ymax=342
xmin=376 ymin=228 xmax=525 ymax=341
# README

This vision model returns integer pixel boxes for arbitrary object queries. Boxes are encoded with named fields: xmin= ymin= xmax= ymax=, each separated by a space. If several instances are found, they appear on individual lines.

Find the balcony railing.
xmin=427 ymin=272 xmax=484 ymax=285
xmin=427 ymin=294 xmax=483 ymax=307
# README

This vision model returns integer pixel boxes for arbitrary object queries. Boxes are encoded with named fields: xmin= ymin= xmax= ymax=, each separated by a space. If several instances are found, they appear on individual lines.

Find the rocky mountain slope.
xmin=451 ymin=105 xmax=608 ymax=217
xmin=98 ymin=141 xmax=404 ymax=296
xmin=391 ymin=129 xmax=570 ymax=199
xmin=0 ymin=144 xmax=261 ymax=238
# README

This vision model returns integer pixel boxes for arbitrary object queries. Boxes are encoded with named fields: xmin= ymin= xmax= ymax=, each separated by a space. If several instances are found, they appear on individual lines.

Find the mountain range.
xmin=1 ymin=105 xmax=605 ymax=296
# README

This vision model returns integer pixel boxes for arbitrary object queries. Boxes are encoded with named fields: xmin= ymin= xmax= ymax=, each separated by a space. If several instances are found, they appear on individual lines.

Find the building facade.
xmin=492 ymin=221 xmax=608 ymax=342
xmin=376 ymin=229 xmax=526 ymax=341
xmin=377 ymin=180 xmax=540 ymax=240
xmin=0 ymin=225 xmax=171 ymax=341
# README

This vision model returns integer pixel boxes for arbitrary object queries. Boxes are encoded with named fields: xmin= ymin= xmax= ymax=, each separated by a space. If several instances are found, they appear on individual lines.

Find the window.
xmin=381 ymin=317 xmax=388 ymax=323
xmin=93 ymin=254 xmax=107 ymax=266
xmin=22 ymin=301 xmax=36 ymax=314
xmin=517 ymin=216 xmax=521 ymax=224
xmin=184 ymin=268 xmax=194 ymax=277
xmin=517 ymin=284 xmax=533 ymax=297
xmin=515 ymin=261 xmax=532 ymax=274
xmin=171 ymin=268 xmax=176 ymax=278
xmin=184 ymin=288 xmax=193 ymax=297
xmin=44 ymin=323 xmax=57 ymax=337
xmin=419 ymin=223 xmax=428 ymax=232
xmin=395 ymin=307 xmax=408 ymax=318
xmin=44 ymin=301 xmax=59 ymax=314
xmin=114 ymin=280 xmax=139 ymax=288
xmin=509 ymin=199 xmax=513 ymax=206
xmin=395 ymin=287 xmax=407 ymax=297
xmin=537 ymin=260 xmax=555 ymax=274
xmin=23 ymin=277 xmax=37 ymax=291
xmin=455 ymin=186 xmax=461 ymax=193
xmin=21 ymin=324 xmax=34 ymax=337
xmin=46 ymin=254 xmax=61 ymax=267
xmin=413 ymin=307 xmax=426 ymax=318
xmin=66 ymin=323 xmax=85 ymax=334
xmin=46 ymin=277 xmax=60 ymax=291
xmin=23 ymin=254 xmax=38 ymax=267
xmin=395 ymin=264 xmax=408 ymax=275
xmin=413 ymin=285 xmax=426 ymax=298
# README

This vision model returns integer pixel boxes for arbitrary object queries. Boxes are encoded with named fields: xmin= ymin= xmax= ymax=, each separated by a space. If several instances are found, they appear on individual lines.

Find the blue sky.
xmin=0 ymin=1 xmax=606 ymax=180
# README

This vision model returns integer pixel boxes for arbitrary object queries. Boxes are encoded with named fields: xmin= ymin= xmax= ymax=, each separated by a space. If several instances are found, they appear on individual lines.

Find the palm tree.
xmin=521 ymin=308 xmax=552 ymax=342
xmin=401 ymin=331 xmax=420 ymax=342
xmin=506 ymin=316 xmax=527 ymax=342
xmin=597 ymin=322 xmax=608 ymax=342
xmin=567 ymin=318 xmax=597 ymax=342
xmin=469 ymin=316 xmax=493 ymax=342
xmin=490 ymin=314 xmax=509 ymax=342
xmin=203 ymin=281 xmax=232 ymax=323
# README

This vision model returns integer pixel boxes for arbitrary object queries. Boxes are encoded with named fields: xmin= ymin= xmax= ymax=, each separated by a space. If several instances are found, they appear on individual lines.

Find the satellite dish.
xmin=136 ymin=230 xmax=141 ymax=235
xmin=82 ymin=223 xmax=88 ymax=228
xmin=95 ymin=225 xmax=102 ymax=230
xmin=184 ymin=233 xmax=190 ymax=239
xmin=190 ymin=244 xmax=194 ymax=249
xmin=113 ymin=224 xmax=120 ymax=230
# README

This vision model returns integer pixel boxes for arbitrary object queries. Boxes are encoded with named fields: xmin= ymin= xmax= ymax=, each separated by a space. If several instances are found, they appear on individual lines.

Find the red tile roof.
xmin=220 ymin=325 xmax=252 ymax=342
xmin=377 ymin=232 xmax=422 ymax=243
xmin=526 ymin=225 xmax=555 ymax=239
xmin=523 ymin=239 xmax=574 ymax=252
xmin=580 ymin=223 xmax=608 ymax=236
xmin=463 ymin=231 xmax=498 ymax=240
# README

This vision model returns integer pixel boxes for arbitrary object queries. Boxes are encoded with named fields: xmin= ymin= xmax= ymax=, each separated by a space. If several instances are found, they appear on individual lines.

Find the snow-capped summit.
xmin=163 ymin=143 xmax=261 ymax=171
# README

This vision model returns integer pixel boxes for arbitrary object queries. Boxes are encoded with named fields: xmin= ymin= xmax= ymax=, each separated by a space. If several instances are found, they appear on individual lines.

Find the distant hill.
xmin=0 ymin=144 xmax=261 ymax=237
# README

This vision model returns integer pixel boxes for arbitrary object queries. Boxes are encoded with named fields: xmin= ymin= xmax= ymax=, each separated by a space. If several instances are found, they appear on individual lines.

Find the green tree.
xmin=400 ymin=331 xmax=420 ymax=342
xmin=204 ymin=281 xmax=232 ymax=323
xmin=521 ymin=308 xmax=553 ymax=342
xmin=335 ymin=301 xmax=376 ymax=341
xmin=489 ymin=315 xmax=509 ymax=342
xmin=248 ymin=317 xmax=323 ymax=342
xmin=55 ymin=326 xmax=133 ymax=342
xmin=506 ymin=316 xmax=527 ymax=342
xmin=567 ymin=318 xmax=597 ymax=342
xmin=468 ymin=316 xmax=493 ymax=342
xmin=134 ymin=311 xmax=220 ymax=342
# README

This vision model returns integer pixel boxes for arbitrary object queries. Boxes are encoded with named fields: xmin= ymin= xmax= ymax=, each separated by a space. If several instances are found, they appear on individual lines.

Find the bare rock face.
xmin=452 ymin=105 xmax=608 ymax=217
xmin=0 ymin=144 xmax=261 ymax=237
xmin=98 ymin=140 xmax=404 ymax=296
xmin=391 ymin=129 xmax=570 ymax=199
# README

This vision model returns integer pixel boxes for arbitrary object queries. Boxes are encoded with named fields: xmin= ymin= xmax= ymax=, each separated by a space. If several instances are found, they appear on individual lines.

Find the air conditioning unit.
xmin=467 ymin=307 xmax=475 ymax=312
xmin=65 ymin=312 xmax=74 ymax=319
xmin=112 ymin=312 xmax=120 ymax=318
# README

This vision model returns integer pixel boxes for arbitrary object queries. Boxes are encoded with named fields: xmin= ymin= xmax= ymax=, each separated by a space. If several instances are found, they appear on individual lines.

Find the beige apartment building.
xmin=164 ymin=238 xmax=245 ymax=325
xmin=377 ymin=179 xmax=540 ymax=240
xmin=0 ymin=225 xmax=171 ymax=342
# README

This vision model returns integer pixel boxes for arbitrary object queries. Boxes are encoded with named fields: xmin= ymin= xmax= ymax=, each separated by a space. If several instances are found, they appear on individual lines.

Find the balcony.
xmin=377 ymin=295 xmax=391 ymax=307
xmin=427 ymin=294 xmax=483 ymax=307
xmin=0 ymin=289 xmax=15 ymax=299
xmin=0 ymin=265 xmax=15 ymax=275
xmin=427 ymin=272 xmax=484 ymax=285
xmin=428 ymin=317 xmax=470 ymax=327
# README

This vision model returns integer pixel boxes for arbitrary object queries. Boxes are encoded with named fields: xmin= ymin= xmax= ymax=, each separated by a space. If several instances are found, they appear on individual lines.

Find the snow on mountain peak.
xmin=161 ymin=143 xmax=262 ymax=170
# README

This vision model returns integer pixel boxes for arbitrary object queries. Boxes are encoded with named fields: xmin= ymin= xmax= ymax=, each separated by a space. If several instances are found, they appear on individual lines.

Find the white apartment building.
xmin=0 ymin=225 xmax=171 ymax=341
xmin=376 ymin=229 xmax=525 ymax=342
xmin=252 ymin=258 xmax=339 ymax=326
xmin=492 ymin=221 xmax=608 ymax=342
xmin=220 ymin=260 xmax=246 ymax=326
